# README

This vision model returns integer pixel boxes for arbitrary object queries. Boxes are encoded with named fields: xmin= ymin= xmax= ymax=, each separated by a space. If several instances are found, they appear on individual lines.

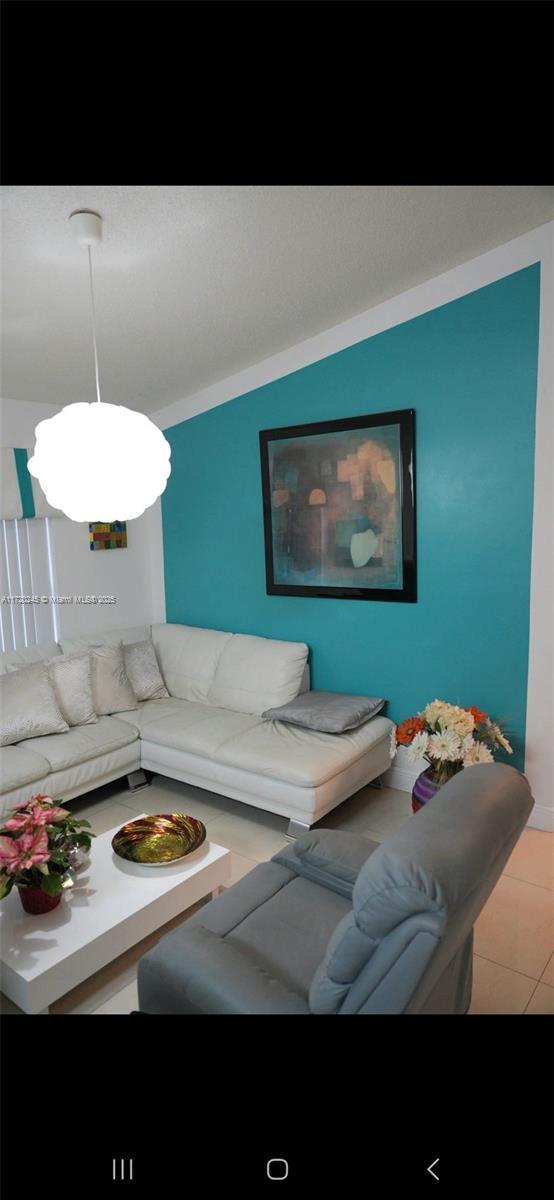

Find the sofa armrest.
xmin=138 ymin=924 xmax=311 ymax=1015
xmin=273 ymin=829 xmax=378 ymax=899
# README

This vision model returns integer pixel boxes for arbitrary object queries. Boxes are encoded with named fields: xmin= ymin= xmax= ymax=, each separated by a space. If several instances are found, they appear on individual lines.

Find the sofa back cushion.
xmin=59 ymin=625 xmax=151 ymax=654
xmin=0 ymin=642 xmax=62 ymax=676
xmin=151 ymin=623 xmax=232 ymax=703
xmin=207 ymin=633 xmax=309 ymax=716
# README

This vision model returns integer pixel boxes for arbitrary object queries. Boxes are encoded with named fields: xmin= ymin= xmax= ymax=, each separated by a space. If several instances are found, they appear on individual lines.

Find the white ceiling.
xmin=2 ymin=185 xmax=552 ymax=415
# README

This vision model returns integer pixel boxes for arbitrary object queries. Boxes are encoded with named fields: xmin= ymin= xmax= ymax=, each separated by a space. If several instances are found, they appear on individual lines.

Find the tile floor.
xmin=1 ymin=773 xmax=552 ymax=1015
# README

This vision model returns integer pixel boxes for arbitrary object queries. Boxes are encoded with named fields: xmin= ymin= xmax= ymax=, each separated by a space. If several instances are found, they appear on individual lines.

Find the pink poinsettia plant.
xmin=390 ymin=699 xmax=513 ymax=786
xmin=0 ymin=794 xmax=94 ymax=901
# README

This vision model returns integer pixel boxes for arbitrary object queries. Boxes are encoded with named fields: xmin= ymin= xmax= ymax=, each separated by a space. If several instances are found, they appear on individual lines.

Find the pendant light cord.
xmin=87 ymin=244 xmax=102 ymax=404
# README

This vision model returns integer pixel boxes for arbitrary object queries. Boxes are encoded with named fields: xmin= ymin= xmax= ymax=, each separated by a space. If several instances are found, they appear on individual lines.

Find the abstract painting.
xmin=89 ymin=521 xmax=128 ymax=550
xmin=260 ymin=410 xmax=416 ymax=601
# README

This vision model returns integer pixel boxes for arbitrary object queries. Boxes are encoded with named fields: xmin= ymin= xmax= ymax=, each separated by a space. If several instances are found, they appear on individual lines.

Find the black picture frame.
xmin=260 ymin=408 xmax=416 ymax=602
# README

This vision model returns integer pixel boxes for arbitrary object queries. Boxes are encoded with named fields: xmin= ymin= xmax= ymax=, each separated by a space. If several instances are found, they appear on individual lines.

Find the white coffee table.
xmin=0 ymin=817 xmax=231 ymax=1014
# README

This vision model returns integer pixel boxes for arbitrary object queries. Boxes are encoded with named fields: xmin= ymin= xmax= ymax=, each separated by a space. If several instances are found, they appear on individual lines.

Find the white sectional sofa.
xmin=0 ymin=623 xmax=393 ymax=834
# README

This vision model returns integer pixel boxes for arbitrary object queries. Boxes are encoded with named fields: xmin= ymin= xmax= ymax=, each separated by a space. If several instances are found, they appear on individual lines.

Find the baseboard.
xmin=526 ymin=804 xmax=554 ymax=832
xmin=382 ymin=746 xmax=421 ymax=794
xmin=383 ymin=751 xmax=553 ymax=832
xmin=382 ymin=764 xmax=420 ymax=793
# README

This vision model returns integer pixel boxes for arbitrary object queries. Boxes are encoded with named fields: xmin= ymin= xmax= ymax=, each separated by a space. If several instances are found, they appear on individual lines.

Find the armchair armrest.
xmin=138 ymin=924 xmax=311 ymax=1015
xmin=273 ymin=828 xmax=378 ymax=899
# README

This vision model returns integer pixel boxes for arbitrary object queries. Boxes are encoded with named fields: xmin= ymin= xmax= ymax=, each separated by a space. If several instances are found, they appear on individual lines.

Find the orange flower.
xmin=465 ymin=705 xmax=488 ymax=724
xmin=396 ymin=717 xmax=425 ymax=745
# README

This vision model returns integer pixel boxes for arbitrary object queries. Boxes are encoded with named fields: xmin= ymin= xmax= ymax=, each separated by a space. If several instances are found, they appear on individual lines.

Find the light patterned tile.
xmin=474 ymin=875 xmax=554 ymax=979
xmin=204 ymin=792 xmax=290 ymax=835
xmin=318 ymin=786 xmax=412 ymax=837
xmin=469 ymin=955 xmax=536 ymax=1014
xmin=91 ymin=977 xmax=139 ymax=1015
xmin=503 ymin=828 xmax=554 ymax=891
xmin=207 ymin=811 xmax=290 ymax=862
xmin=541 ymin=952 xmax=554 ymax=987
xmin=224 ymin=852 xmax=258 ymax=886
xmin=119 ymin=785 xmax=226 ymax=825
xmin=67 ymin=797 xmax=145 ymax=838
xmin=0 ymin=991 xmax=24 ymax=1015
xmin=525 ymin=982 xmax=554 ymax=1015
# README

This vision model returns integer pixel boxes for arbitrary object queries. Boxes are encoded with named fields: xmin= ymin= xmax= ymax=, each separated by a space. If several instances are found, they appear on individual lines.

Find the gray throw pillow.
xmin=123 ymin=640 xmax=169 ymax=702
xmin=0 ymin=662 xmax=70 ymax=745
xmin=89 ymin=643 xmax=137 ymax=715
xmin=7 ymin=653 xmax=97 ymax=728
xmin=262 ymin=690 xmax=385 ymax=733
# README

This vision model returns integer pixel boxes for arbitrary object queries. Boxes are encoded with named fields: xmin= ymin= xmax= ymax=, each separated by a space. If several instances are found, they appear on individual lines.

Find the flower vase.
xmin=411 ymin=767 xmax=442 ymax=814
xmin=18 ymin=886 xmax=62 ymax=915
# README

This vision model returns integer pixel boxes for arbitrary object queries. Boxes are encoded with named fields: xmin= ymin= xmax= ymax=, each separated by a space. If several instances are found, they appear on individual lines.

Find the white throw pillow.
xmin=123 ymin=640 xmax=169 ymax=702
xmin=7 ymin=653 xmax=97 ymax=728
xmin=48 ymin=653 xmax=98 ymax=726
xmin=0 ymin=662 xmax=69 ymax=746
xmin=88 ymin=644 xmax=137 ymax=715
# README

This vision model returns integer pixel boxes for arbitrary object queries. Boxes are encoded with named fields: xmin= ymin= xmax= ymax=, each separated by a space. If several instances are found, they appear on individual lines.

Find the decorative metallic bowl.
xmin=111 ymin=813 xmax=206 ymax=865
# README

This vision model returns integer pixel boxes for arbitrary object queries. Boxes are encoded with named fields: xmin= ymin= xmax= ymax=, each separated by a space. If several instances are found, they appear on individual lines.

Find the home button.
xmin=267 ymin=1158 xmax=289 ymax=1180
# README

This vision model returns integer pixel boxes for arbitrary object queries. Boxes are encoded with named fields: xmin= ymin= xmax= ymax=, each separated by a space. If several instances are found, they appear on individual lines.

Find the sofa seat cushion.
xmin=135 ymin=705 xmax=263 ymax=757
xmin=140 ymin=704 xmax=392 ymax=789
xmin=191 ymin=713 xmax=393 ymax=789
xmin=184 ymin=870 xmax=350 ymax=998
xmin=22 ymin=716 xmax=138 ymax=773
xmin=0 ymin=744 xmax=51 ymax=795
xmin=168 ymin=862 xmax=350 ymax=998
xmin=228 ymin=877 xmax=351 ymax=997
xmin=115 ymin=697 xmax=209 ymax=734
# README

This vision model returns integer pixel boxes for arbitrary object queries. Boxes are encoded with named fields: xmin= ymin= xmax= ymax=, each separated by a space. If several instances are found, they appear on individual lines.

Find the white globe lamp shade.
xmin=28 ymin=402 xmax=171 ymax=522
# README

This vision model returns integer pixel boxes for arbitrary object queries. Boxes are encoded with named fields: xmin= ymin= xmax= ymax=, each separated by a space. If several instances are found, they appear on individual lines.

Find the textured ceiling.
xmin=2 ymin=185 xmax=552 ymax=414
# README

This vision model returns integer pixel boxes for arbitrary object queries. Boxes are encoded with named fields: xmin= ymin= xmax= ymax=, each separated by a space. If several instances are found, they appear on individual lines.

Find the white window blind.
xmin=0 ymin=518 xmax=59 ymax=651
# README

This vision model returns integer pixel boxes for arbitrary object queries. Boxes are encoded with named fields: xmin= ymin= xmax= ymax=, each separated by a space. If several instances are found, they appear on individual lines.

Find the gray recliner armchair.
xmin=137 ymin=763 xmax=533 ymax=1014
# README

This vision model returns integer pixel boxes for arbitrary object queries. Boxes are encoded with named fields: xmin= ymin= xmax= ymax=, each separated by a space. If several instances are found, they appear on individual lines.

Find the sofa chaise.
xmin=0 ymin=623 xmax=393 ymax=834
xmin=137 ymin=764 xmax=534 ymax=1014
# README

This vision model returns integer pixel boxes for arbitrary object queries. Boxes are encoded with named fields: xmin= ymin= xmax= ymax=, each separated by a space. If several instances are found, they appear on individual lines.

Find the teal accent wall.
xmin=14 ymin=448 xmax=35 ymax=518
xmin=162 ymin=265 xmax=541 ymax=768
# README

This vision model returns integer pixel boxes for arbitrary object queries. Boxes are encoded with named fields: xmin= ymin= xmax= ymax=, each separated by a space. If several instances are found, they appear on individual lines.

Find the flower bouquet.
xmin=0 ymin=794 xmax=95 ymax=913
xmin=390 ymin=700 xmax=513 ymax=812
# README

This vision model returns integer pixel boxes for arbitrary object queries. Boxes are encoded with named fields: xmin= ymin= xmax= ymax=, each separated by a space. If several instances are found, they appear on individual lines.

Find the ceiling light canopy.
xmin=28 ymin=210 xmax=171 ymax=523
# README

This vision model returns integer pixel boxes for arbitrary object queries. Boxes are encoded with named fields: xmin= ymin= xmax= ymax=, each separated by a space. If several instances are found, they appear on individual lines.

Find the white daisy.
xmin=389 ymin=726 xmax=397 ymax=759
xmin=428 ymin=730 xmax=463 ymax=762
xmin=422 ymin=699 xmax=450 ymax=727
xmin=492 ymin=724 xmax=513 ymax=754
xmin=463 ymin=742 xmax=494 ymax=767
xmin=407 ymin=730 xmax=429 ymax=761
xmin=439 ymin=706 xmax=474 ymax=738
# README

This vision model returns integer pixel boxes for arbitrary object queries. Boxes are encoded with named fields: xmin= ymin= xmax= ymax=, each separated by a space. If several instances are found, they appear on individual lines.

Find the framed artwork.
xmin=260 ymin=409 xmax=416 ymax=602
xmin=89 ymin=521 xmax=128 ymax=550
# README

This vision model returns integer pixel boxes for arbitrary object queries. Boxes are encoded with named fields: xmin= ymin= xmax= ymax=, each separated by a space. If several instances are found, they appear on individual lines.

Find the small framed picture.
xmin=260 ymin=409 xmax=416 ymax=602
xmin=89 ymin=521 xmax=127 ymax=550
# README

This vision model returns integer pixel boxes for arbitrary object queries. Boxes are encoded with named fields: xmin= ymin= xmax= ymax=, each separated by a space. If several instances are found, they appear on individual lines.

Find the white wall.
xmin=0 ymin=397 xmax=164 ymax=639
xmin=152 ymin=222 xmax=553 ymax=829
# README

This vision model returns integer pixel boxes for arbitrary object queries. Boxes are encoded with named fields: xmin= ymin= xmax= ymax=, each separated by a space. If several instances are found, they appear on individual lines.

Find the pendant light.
xmin=28 ymin=209 xmax=171 ymax=522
